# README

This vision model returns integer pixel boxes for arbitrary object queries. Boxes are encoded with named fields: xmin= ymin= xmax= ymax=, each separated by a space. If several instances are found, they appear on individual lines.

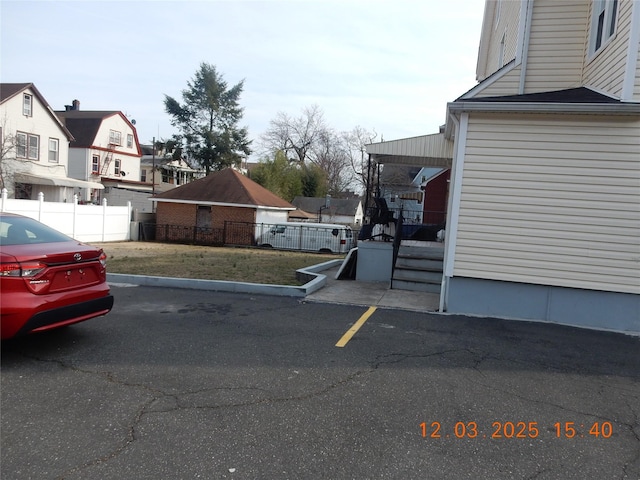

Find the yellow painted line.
xmin=335 ymin=306 xmax=377 ymax=348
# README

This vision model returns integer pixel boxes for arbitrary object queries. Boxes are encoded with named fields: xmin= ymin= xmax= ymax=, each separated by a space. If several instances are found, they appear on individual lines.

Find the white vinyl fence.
xmin=1 ymin=189 xmax=131 ymax=242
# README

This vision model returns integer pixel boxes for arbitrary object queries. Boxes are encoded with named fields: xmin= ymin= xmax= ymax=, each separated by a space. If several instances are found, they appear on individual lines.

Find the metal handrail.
xmin=391 ymin=210 xmax=404 ymax=287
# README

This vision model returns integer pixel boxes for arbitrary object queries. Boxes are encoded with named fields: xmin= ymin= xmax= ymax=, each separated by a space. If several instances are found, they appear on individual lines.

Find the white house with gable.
xmin=366 ymin=0 xmax=640 ymax=335
xmin=0 ymin=83 xmax=103 ymax=201
xmin=56 ymin=101 xmax=142 ymax=204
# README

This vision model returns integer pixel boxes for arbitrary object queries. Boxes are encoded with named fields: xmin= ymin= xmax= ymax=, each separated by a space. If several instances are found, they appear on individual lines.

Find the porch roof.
xmin=15 ymin=173 xmax=104 ymax=190
xmin=365 ymin=133 xmax=453 ymax=168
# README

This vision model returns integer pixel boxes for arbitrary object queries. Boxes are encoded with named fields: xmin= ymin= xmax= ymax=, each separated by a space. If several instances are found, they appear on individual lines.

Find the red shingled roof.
xmin=153 ymin=168 xmax=295 ymax=209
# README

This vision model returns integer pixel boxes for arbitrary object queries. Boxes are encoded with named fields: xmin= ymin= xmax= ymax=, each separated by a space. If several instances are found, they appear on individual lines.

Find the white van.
xmin=257 ymin=222 xmax=353 ymax=254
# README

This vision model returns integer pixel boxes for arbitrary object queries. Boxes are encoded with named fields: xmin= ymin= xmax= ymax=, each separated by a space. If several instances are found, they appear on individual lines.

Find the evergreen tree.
xmin=164 ymin=62 xmax=251 ymax=174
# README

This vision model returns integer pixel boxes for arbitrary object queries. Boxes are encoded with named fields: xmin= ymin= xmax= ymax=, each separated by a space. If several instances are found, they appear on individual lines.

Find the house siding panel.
xmin=583 ymin=0 xmax=634 ymax=97
xmin=453 ymin=114 xmax=640 ymax=295
xmin=633 ymin=40 xmax=640 ymax=98
xmin=95 ymin=115 xmax=141 ymax=181
xmin=0 ymin=86 xmax=72 ymax=199
xmin=523 ymin=0 xmax=590 ymax=93
xmin=473 ymin=64 xmax=522 ymax=97
xmin=477 ymin=0 xmax=521 ymax=81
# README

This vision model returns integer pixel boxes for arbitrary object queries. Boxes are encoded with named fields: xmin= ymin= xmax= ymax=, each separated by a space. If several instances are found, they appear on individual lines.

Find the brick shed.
xmin=151 ymin=168 xmax=295 ymax=245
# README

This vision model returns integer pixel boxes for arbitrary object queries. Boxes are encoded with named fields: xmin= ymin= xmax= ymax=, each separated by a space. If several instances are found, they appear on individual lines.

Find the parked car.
xmin=0 ymin=213 xmax=114 ymax=339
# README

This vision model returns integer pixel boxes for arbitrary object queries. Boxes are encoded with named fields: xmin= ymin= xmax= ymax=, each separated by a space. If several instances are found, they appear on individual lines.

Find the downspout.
xmin=439 ymin=111 xmax=469 ymax=313
xmin=518 ymin=0 xmax=534 ymax=94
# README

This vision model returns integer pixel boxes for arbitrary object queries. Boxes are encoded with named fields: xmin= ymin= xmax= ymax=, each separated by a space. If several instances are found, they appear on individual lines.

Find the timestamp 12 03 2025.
xmin=420 ymin=421 xmax=614 ymax=440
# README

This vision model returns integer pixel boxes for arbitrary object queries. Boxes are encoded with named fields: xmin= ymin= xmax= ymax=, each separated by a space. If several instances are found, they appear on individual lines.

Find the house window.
xmin=127 ymin=134 xmax=133 ymax=148
xmin=16 ymin=132 xmax=39 ymax=160
xmin=109 ymin=130 xmax=122 ymax=145
xmin=23 ymin=94 xmax=32 ymax=117
xmin=48 ymin=138 xmax=59 ymax=163
xmin=589 ymin=0 xmax=618 ymax=55
xmin=92 ymin=155 xmax=100 ymax=174
xmin=114 ymin=159 xmax=121 ymax=175
xmin=141 ymin=169 xmax=147 ymax=182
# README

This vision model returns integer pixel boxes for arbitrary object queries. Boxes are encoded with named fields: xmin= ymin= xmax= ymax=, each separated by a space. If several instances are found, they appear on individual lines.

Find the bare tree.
xmin=310 ymin=128 xmax=353 ymax=196
xmin=261 ymin=107 xmax=379 ymax=197
xmin=260 ymin=104 xmax=326 ymax=163
xmin=342 ymin=126 xmax=378 ymax=193
xmin=0 ymin=117 xmax=17 ymax=192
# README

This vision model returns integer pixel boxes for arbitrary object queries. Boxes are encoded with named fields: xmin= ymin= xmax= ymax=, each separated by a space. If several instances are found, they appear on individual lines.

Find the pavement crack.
xmin=371 ymin=348 xmax=479 ymax=369
xmin=15 ymin=352 xmax=169 ymax=480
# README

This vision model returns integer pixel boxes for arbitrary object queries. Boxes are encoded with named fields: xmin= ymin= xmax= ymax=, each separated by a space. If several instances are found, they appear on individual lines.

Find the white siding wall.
xmin=454 ymin=114 xmax=640 ymax=295
xmin=635 ymin=46 xmax=640 ymax=98
xmin=524 ymin=0 xmax=590 ymax=93
xmin=0 ymin=87 xmax=71 ymax=174
xmin=67 ymin=148 xmax=88 ymax=179
xmin=95 ymin=115 xmax=141 ymax=181
xmin=477 ymin=0 xmax=521 ymax=81
xmin=0 ymin=87 xmax=71 ymax=198
xmin=472 ymin=64 xmax=522 ymax=97
xmin=583 ymin=0 xmax=634 ymax=97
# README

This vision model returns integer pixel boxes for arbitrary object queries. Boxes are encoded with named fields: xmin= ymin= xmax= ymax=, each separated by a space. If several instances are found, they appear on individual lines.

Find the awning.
xmin=366 ymin=133 xmax=453 ymax=167
xmin=14 ymin=173 xmax=104 ymax=190
xmin=399 ymin=191 xmax=424 ymax=202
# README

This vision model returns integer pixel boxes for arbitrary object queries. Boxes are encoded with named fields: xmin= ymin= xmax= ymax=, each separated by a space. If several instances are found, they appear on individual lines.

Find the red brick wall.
xmin=157 ymin=203 xmax=196 ymax=226
xmin=211 ymin=206 xmax=255 ymax=228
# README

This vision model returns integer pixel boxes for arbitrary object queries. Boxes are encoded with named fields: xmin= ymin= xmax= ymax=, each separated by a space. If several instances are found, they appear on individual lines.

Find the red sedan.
xmin=0 ymin=213 xmax=113 ymax=340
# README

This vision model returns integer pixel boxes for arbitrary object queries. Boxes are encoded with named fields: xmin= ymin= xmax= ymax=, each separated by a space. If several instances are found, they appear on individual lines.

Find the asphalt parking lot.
xmin=2 ymin=285 xmax=639 ymax=479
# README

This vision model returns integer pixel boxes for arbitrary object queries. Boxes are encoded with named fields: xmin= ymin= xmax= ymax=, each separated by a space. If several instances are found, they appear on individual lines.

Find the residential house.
xmin=139 ymin=144 xmax=203 ymax=194
xmin=0 ymin=83 xmax=103 ymax=201
xmin=378 ymin=164 xmax=450 ymax=224
xmin=290 ymin=196 xmax=364 ymax=225
xmin=56 ymin=101 xmax=142 ymax=205
xmin=366 ymin=0 xmax=640 ymax=334
xmin=152 ymin=168 xmax=295 ymax=246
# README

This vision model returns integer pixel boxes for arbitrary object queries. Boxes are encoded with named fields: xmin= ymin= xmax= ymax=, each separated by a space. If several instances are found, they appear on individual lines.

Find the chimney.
xmin=72 ymin=99 xmax=80 ymax=110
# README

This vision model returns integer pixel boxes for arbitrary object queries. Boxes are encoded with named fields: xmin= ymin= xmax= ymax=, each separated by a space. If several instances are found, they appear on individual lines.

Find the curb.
xmin=107 ymin=259 xmax=344 ymax=298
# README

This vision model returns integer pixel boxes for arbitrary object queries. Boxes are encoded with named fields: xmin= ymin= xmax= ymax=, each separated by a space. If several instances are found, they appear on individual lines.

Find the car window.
xmin=0 ymin=216 xmax=71 ymax=246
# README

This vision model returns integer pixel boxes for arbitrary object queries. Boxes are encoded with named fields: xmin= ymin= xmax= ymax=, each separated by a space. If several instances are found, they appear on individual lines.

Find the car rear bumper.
xmin=14 ymin=295 xmax=114 ymax=337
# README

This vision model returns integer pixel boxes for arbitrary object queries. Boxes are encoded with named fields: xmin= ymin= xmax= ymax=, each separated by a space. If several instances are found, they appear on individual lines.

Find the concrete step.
xmin=393 ymin=269 xmax=442 ymax=284
xmin=395 ymin=256 xmax=443 ymax=271
xmin=391 ymin=278 xmax=441 ymax=293
xmin=392 ymin=244 xmax=444 ymax=293
xmin=397 ymin=245 xmax=444 ymax=260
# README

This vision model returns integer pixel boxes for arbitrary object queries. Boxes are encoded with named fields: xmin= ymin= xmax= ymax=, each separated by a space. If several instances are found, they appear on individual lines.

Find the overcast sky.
xmin=1 ymin=0 xmax=485 ymax=156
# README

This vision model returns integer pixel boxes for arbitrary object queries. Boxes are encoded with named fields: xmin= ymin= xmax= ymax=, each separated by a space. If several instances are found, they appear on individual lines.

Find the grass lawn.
xmin=96 ymin=242 xmax=340 ymax=286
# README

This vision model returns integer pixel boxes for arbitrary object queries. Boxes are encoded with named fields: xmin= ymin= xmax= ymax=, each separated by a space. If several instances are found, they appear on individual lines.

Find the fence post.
xmin=102 ymin=198 xmax=108 ymax=242
xmin=127 ymin=201 xmax=132 ymax=241
xmin=73 ymin=194 xmax=78 ymax=239
xmin=1 ymin=188 xmax=7 ymax=212
xmin=37 ymin=192 xmax=44 ymax=221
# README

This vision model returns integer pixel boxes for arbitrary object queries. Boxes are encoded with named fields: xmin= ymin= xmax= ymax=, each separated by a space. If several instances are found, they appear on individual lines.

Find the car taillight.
xmin=0 ymin=263 xmax=22 ymax=277
xmin=99 ymin=251 xmax=107 ymax=268
xmin=0 ymin=262 xmax=46 ymax=277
